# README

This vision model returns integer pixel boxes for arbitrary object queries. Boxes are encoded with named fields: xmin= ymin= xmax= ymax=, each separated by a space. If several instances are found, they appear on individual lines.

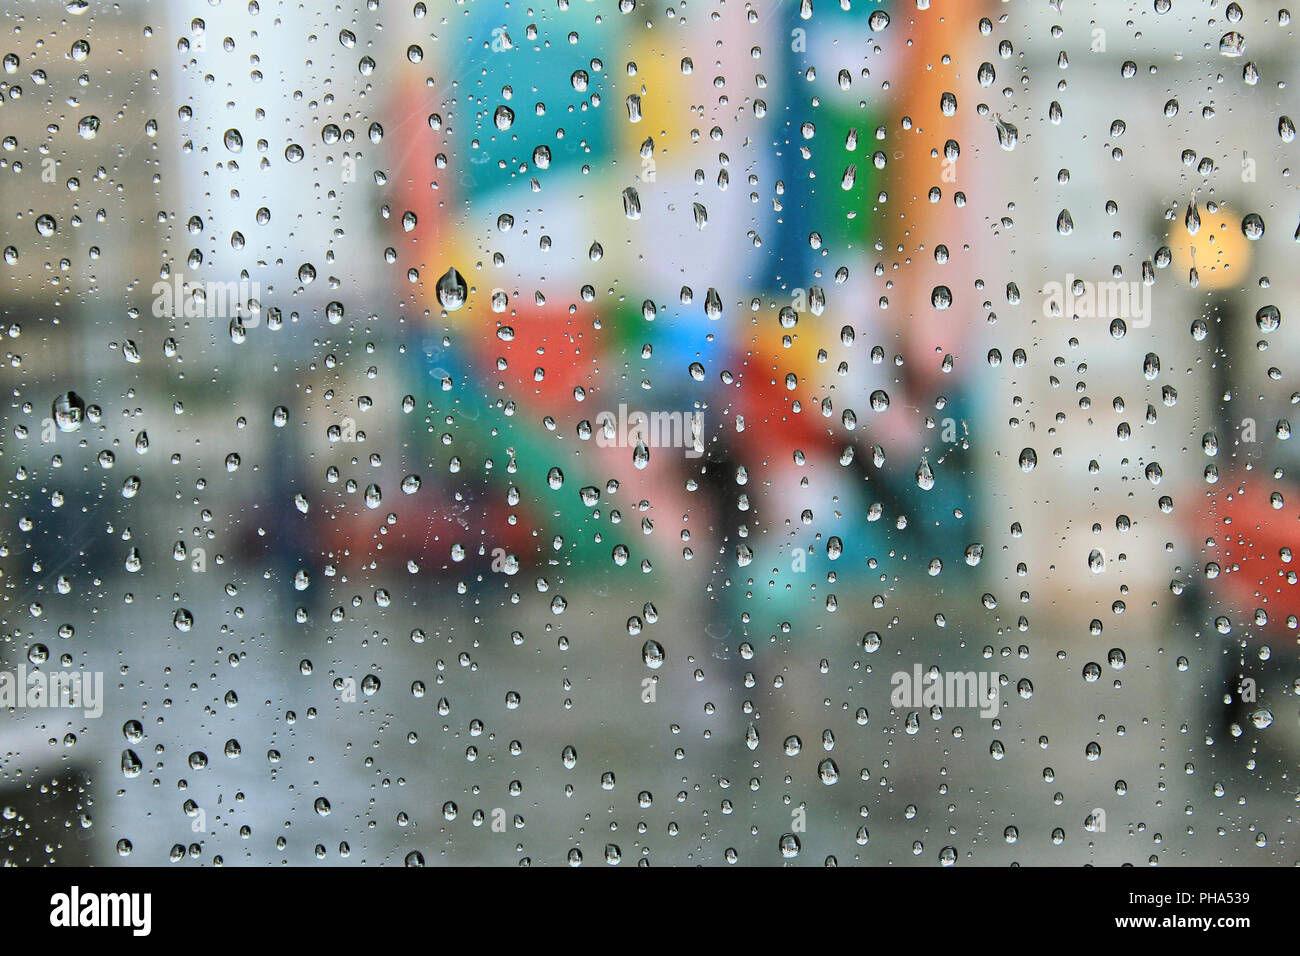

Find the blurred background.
xmin=0 ymin=0 xmax=1297 ymax=865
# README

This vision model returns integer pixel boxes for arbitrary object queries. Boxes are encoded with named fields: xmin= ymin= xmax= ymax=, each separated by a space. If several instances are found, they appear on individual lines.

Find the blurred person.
xmin=1167 ymin=203 xmax=1300 ymax=752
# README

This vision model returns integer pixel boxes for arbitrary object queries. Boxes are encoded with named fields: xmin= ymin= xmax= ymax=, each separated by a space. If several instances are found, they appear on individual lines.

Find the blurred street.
xmin=0 ymin=0 xmax=1296 ymax=866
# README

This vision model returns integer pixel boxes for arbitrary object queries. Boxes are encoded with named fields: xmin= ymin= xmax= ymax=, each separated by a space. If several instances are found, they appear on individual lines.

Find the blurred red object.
xmin=1201 ymin=470 xmax=1300 ymax=639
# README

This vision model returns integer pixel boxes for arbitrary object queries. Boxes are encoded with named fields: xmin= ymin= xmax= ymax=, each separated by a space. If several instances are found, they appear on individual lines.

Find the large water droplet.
xmin=436 ymin=267 xmax=467 ymax=311
xmin=51 ymin=391 xmax=86 ymax=432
